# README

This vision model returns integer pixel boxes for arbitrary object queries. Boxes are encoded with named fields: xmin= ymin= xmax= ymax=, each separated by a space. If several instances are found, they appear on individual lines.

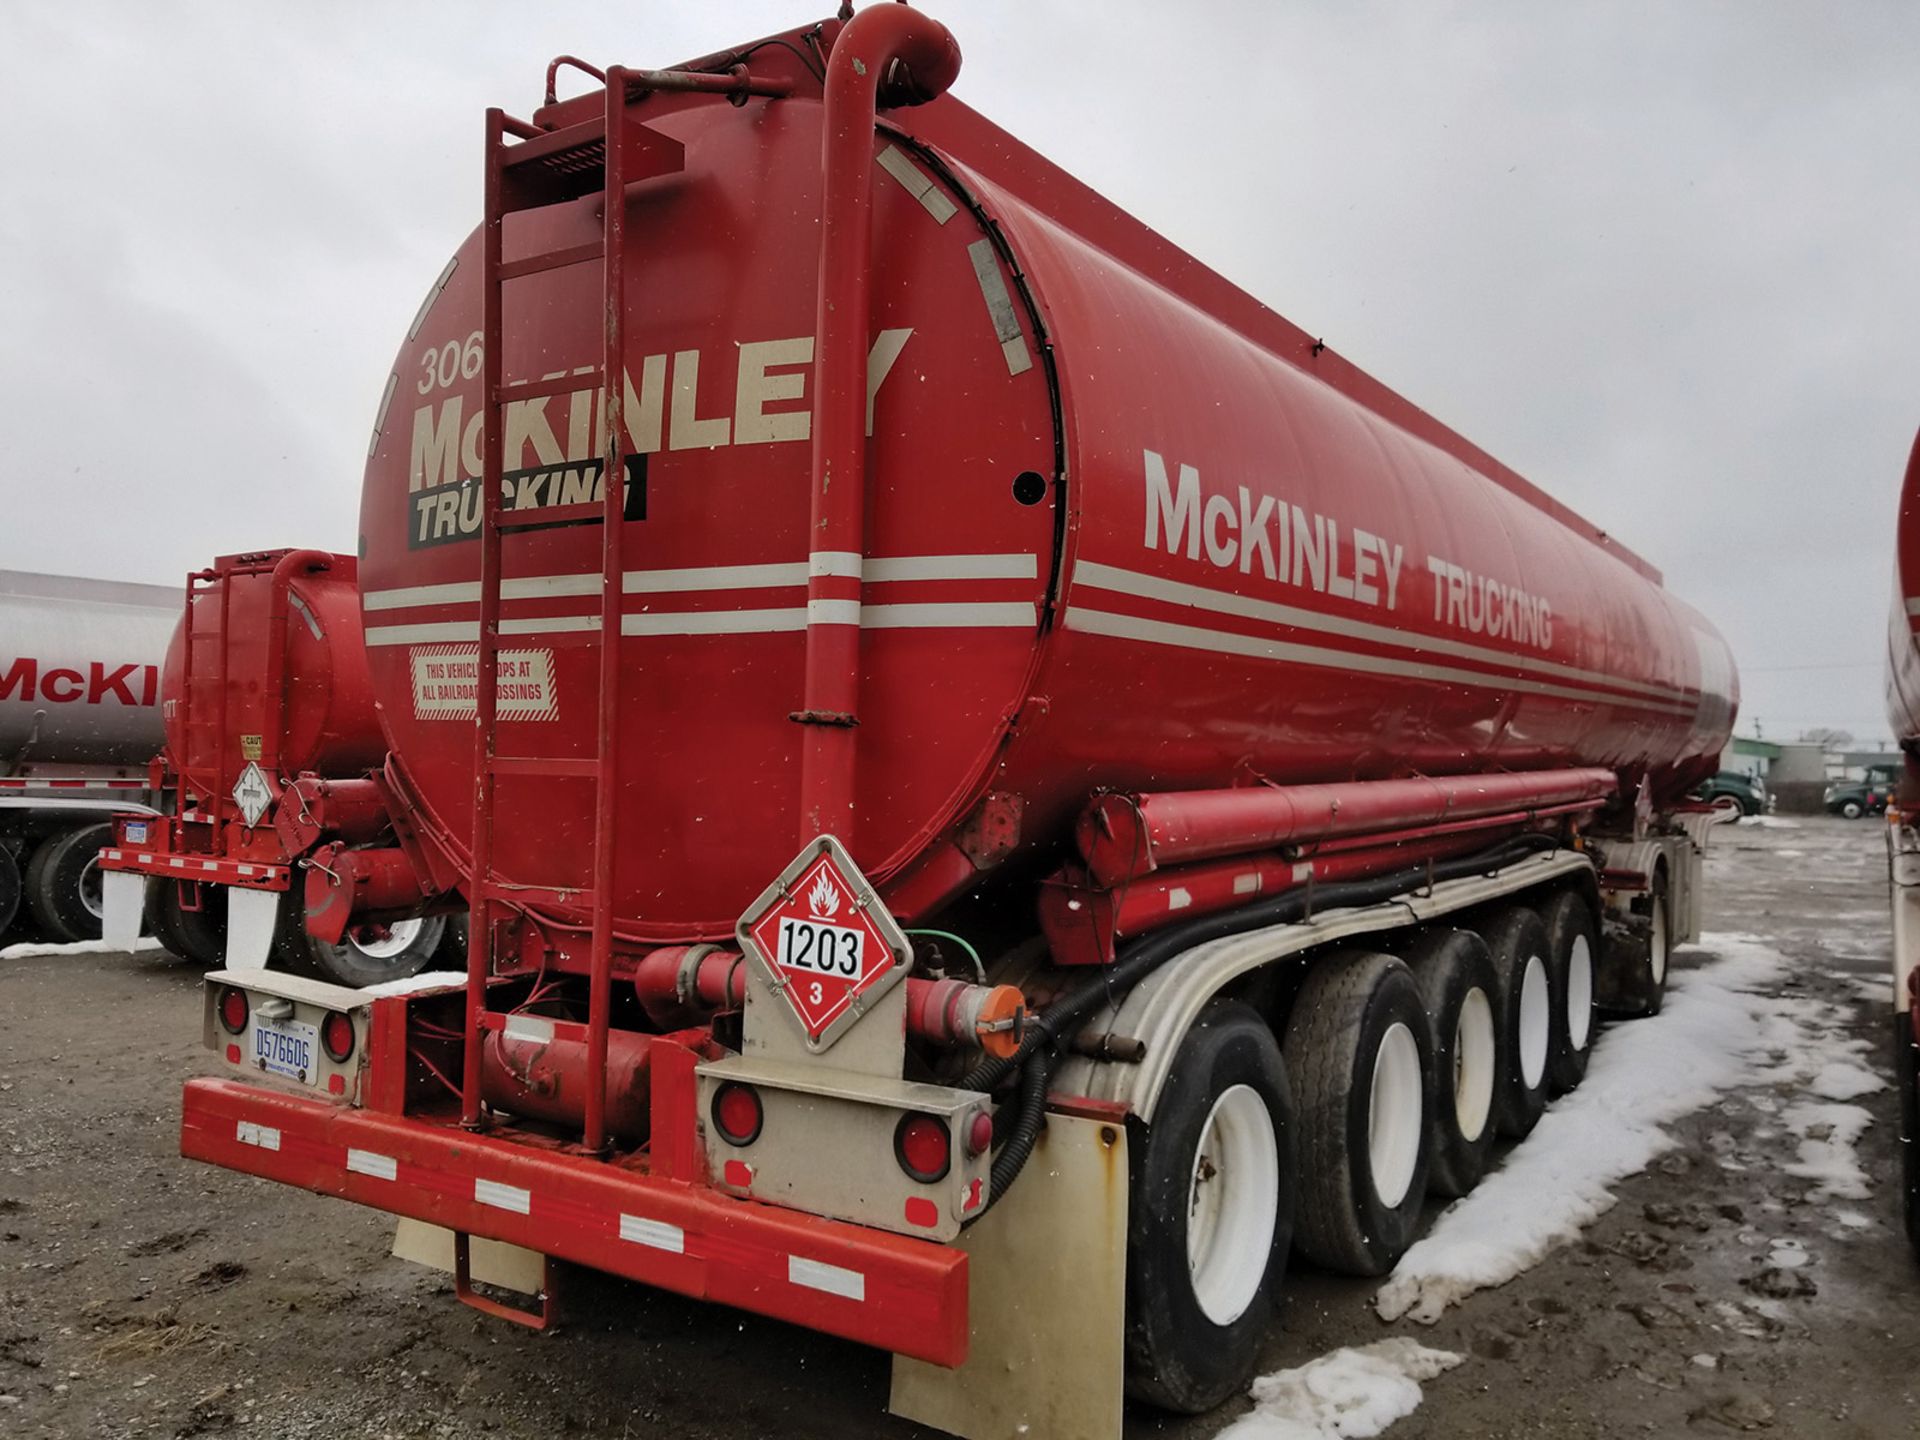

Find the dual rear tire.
xmin=23 ymin=823 xmax=111 ymax=943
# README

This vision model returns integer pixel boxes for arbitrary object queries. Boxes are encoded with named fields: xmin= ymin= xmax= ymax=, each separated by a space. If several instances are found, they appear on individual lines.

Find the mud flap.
xmin=101 ymin=870 xmax=145 ymax=951
xmin=224 ymin=887 xmax=280 ymax=969
xmin=390 ymin=1217 xmax=548 ymax=1296
xmin=890 ymin=1113 xmax=1127 ymax=1440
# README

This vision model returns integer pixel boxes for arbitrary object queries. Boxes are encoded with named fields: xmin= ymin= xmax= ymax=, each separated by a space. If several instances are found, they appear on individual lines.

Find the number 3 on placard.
xmin=809 ymin=980 xmax=823 ymax=1005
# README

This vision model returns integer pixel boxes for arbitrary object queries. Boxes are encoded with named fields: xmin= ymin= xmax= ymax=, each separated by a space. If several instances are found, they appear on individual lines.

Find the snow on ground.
xmin=1215 ymin=1340 xmax=1463 ymax=1440
xmin=0 ymin=936 xmax=164 ymax=960
xmin=1375 ymin=932 xmax=1878 ymax=1324
xmin=1742 ymin=815 xmax=1802 ymax=829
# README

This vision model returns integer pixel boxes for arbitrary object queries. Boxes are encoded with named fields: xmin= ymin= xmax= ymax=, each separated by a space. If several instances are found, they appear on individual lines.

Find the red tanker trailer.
xmin=100 ymin=550 xmax=458 ymax=983
xmin=1883 ymin=426 xmax=1920 ymax=1253
xmin=184 ymin=10 xmax=1737 ymax=1435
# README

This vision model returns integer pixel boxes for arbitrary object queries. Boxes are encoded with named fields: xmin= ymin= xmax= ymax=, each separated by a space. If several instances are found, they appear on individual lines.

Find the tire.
xmin=145 ymin=879 xmax=227 ymax=966
xmin=1481 ymin=907 xmax=1554 ymax=1140
xmin=1282 ymin=951 xmax=1432 ymax=1276
xmin=0 ymin=845 xmax=21 ymax=935
xmin=1541 ymin=890 xmax=1600 ymax=1094
xmin=24 ymin=823 xmax=111 ymax=944
xmin=1125 ymin=1000 xmax=1296 ymax=1414
xmin=1897 ymin=1010 xmax=1920 ymax=1257
xmin=1841 ymin=801 xmax=1864 ymax=820
xmin=1402 ymin=929 xmax=1499 ymax=1198
xmin=273 ymin=890 xmax=446 ymax=988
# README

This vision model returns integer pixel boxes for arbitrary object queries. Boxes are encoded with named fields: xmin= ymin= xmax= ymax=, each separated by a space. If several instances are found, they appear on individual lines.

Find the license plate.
xmin=251 ymin=1018 xmax=319 ymax=1084
xmin=776 ymin=915 xmax=865 ymax=978
xmin=123 ymin=821 xmax=149 ymax=844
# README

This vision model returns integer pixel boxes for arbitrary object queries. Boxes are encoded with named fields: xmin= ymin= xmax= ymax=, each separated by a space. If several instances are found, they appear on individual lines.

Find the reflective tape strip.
xmin=502 ymin=1013 xmax=554 ymax=1043
xmin=618 ymin=1215 xmax=686 ymax=1254
xmin=625 ymin=562 xmax=807 ymax=594
xmin=372 ymin=599 xmax=1039 ymax=644
xmin=474 ymin=1178 xmax=532 ymax=1214
xmin=1074 ymin=560 xmax=1690 ymax=707
xmin=807 ymin=599 xmax=862 ymax=626
xmin=966 ymin=238 xmax=1033 ymax=377
xmin=622 ymin=607 xmax=808 ymax=637
xmin=346 ymin=1148 xmax=397 ymax=1181
xmin=876 ymin=144 xmax=958 ymax=224
xmin=169 ymin=858 xmax=186 ymax=869
xmin=788 ymin=1255 xmax=865 ymax=1301
xmin=1066 ymin=606 xmax=1695 ymax=715
xmin=1169 ymin=888 xmax=1193 ymax=911
xmin=808 ymin=551 xmax=863 ymax=579
xmin=865 ymin=553 xmax=1038 ymax=583
xmin=236 ymin=1121 xmax=281 ymax=1151
xmin=863 ymin=602 xmax=1035 ymax=630
xmin=1233 ymin=873 xmax=1261 ymax=895
xmin=366 ymin=621 xmax=479 ymax=647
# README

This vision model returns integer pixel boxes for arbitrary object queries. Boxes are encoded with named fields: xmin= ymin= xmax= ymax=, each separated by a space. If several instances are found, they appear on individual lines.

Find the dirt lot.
xmin=2 ymin=816 xmax=1916 ymax=1439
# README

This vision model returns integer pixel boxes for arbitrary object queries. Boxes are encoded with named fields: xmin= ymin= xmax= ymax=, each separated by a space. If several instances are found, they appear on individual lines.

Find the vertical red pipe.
xmin=464 ymin=109 xmax=508 ymax=1130
xmin=583 ymin=70 xmax=631 ymax=1156
xmin=796 ymin=4 xmax=961 ymax=846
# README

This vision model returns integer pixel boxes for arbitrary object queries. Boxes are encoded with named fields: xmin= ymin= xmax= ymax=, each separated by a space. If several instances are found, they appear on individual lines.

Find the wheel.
xmin=1480 ymin=907 xmax=1554 ymax=1140
xmin=1841 ymin=800 xmax=1864 ymax=820
xmin=0 ymin=845 xmax=21 ymax=935
xmin=23 ymin=823 xmax=111 ymax=943
xmin=1898 ymin=1009 xmax=1920 ymax=1256
xmin=273 ymin=890 xmax=447 ymax=987
xmin=1541 ymin=890 xmax=1600 ymax=1094
xmin=1282 ymin=951 xmax=1431 ymax=1276
xmin=145 ymin=879 xmax=227 ymax=966
xmin=1401 ymin=929 xmax=1499 ymax=1198
xmin=1124 ymin=999 xmax=1295 ymax=1414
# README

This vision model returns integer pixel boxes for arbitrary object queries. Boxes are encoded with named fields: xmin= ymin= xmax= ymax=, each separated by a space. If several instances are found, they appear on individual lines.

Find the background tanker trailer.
xmin=183 ymin=9 xmax=1738 ymax=1436
xmin=99 ymin=550 xmax=461 ymax=984
xmin=0 ymin=569 xmax=174 ymax=943
xmin=1882 ymin=425 xmax=1920 ymax=1254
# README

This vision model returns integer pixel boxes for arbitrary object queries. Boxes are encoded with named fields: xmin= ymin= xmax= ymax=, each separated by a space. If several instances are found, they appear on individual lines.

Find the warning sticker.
xmin=409 ymin=645 xmax=558 ymax=722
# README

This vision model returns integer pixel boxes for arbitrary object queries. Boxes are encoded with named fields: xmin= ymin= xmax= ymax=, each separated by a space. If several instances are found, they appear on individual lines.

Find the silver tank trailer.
xmin=1 ymin=570 xmax=176 ymax=771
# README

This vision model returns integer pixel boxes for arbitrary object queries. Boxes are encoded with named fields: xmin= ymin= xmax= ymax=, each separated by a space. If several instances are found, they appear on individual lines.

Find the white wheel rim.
xmin=1566 ymin=934 xmax=1594 ymax=1051
xmin=348 ymin=916 xmax=425 ymax=961
xmin=1186 ymin=1083 xmax=1280 ymax=1325
xmin=1368 ymin=1022 xmax=1423 ymax=1209
xmin=79 ymin=855 xmax=104 ymax=921
xmin=1453 ymin=988 xmax=1496 ymax=1143
xmin=1649 ymin=897 xmax=1669 ymax=984
xmin=1518 ymin=954 xmax=1549 ymax=1090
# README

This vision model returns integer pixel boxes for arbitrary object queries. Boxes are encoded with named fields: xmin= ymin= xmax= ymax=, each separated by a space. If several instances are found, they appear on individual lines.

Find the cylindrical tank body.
xmin=162 ymin=552 xmax=384 ymax=804
xmin=1887 ymin=428 xmax=1920 ymax=743
xmin=0 ymin=570 xmax=174 ymax=768
xmin=356 ymin=33 xmax=1737 ymax=945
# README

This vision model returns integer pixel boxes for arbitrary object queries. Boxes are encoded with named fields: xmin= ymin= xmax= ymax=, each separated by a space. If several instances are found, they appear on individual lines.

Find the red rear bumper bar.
xmin=181 ymin=1078 xmax=969 ymax=1366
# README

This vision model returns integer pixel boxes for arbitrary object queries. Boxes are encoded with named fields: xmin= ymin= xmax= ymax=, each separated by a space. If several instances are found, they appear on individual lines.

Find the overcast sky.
xmin=3 ymin=2 xmax=1915 ymax=743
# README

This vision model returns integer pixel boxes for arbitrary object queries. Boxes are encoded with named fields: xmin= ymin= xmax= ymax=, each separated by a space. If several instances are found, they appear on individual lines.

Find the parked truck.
xmin=181 ymin=10 xmax=1738 ymax=1436
xmin=98 ymin=549 xmax=459 ymax=984
xmin=1883 ymin=425 xmax=1920 ymax=1253
xmin=0 ymin=569 xmax=175 ymax=943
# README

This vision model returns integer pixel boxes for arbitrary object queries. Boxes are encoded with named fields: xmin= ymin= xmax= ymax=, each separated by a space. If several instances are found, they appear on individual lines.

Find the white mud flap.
xmin=391 ymin=1217 xmax=547 ymax=1295
xmin=225 ymin=888 xmax=280 ymax=969
xmin=101 ymin=870 xmax=146 ymax=952
xmin=890 ymin=1113 xmax=1128 ymax=1440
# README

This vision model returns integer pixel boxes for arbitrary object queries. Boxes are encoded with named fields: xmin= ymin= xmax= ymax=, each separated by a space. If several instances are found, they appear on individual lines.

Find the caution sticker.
xmin=409 ymin=644 xmax=557 ymax=722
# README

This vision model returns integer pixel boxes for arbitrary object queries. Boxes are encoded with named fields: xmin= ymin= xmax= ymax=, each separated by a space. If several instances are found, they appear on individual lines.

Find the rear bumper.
xmin=181 ymin=1077 xmax=969 ymax=1366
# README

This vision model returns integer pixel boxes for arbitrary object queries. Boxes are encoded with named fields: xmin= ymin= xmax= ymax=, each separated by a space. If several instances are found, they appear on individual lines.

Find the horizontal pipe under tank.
xmin=1077 ymin=769 xmax=1618 ymax=887
xmin=479 ymin=1024 xmax=653 ymax=1144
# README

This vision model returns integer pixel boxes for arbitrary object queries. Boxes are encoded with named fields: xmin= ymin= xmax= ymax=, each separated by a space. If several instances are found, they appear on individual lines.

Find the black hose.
xmin=960 ymin=832 xmax=1558 ymax=1218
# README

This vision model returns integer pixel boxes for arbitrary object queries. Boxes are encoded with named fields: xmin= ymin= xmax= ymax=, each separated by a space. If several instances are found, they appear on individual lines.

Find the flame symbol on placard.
xmin=807 ymin=873 xmax=840 ymax=919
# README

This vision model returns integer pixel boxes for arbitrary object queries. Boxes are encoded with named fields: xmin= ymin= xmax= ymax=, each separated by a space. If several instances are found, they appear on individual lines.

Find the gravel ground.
xmin=1 ymin=815 xmax=1915 ymax=1438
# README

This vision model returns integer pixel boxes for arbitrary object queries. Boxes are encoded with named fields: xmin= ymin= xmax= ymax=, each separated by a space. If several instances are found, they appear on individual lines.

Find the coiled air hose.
xmin=962 ymin=831 xmax=1560 ymax=1220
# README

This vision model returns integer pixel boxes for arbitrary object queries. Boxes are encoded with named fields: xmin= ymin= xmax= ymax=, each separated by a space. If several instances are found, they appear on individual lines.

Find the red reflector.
xmin=217 ymin=987 xmax=249 ymax=1035
xmin=327 ymin=1073 xmax=346 ymax=1095
xmin=904 ymin=1196 xmax=939 ymax=1228
xmin=894 ymin=1113 xmax=951 ymax=1184
xmin=321 ymin=1011 xmax=355 ymax=1063
xmin=224 ymin=1043 xmax=241 ymax=1064
xmin=723 ymin=1159 xmax=754 ymax=1188
xmin=966 ymin=1111 xmax=994 ymax=1157
xmin=712 ymin=1082 xmax=763 ymax=1147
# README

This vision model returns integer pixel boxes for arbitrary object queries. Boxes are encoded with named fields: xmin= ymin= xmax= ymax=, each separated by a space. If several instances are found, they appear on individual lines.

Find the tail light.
xmin=217 ymin=986 xmax=249 ymax=1036
xmin=321 ymin=1011 xmax=356 ymax=1063
xmin=894 ymin=1113 xmax=951 ymax=1183
xmin=712 ymin=1082 xmax=764 ymax=1147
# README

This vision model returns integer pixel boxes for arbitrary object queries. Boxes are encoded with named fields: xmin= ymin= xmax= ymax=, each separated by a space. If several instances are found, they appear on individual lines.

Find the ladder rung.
xmin=497 ymin=372 xmax=599 ymax=405
xmin=489 ymin=756 xmax=599 ymax=777
xmin=496 ymin=502 xmax=607 ymax=532
xmin=498 ymin=240 xmax=605 ymax=281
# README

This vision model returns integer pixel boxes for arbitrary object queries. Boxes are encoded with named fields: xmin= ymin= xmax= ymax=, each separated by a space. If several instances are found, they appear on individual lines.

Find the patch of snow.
xmin=1774 ymin=848 xmax=1806 ymax=858
xmin=1690 ymin=1353 xmax=1719 ymax=1370
xmin=1767 ymin=1239 xmax=1810 ymax=1270
xmin=1840 ymin=975 xmax=1893 ymax=1005
xmin=1807 ymin=1060 xmax=1887 ymax=1102
xmin=1834 ymin=1209 xmax=1874 ymax=1231
xmin=1743 ymin=815 xmax=1801 ymax=829
xmin=1216 ymin=1340 xmax=1463 ymax=1440
xmin=1375 ymin=932 xmax=1879 ymax=1324
xmin=0 ymin=936 xmax=164 ymax=960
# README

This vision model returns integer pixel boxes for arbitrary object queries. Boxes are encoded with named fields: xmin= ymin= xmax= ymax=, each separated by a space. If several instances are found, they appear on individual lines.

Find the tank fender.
xmin=1049 ymin=851 xmax=1593 ymax=1123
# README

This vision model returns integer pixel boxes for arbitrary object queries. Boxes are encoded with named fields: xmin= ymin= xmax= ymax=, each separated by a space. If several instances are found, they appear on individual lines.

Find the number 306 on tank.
xmin=776 ymin=916 xmax=863 ymax=978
